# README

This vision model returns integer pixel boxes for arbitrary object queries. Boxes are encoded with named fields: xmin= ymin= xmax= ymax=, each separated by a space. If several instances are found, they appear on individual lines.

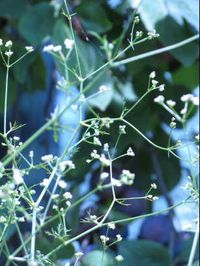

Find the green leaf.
xmin=0 ymin=0 xmax=29 ymax=18
xmin=172 ymin=64 xmax=199 ymax=90
xmin=81 ymin=250 xmax=115 ymax=266
xmin=139 ymin=0 xmax=199 ymax=65
xmin=76 ymin=0 xmax=112 ymax=33
xmin=53 ymin=19 xmax=103 ymax=83
xmin=118 ymin=240 xmax=172 ymax=266
xmin=19 ymin=3 xmax=55 ymax=46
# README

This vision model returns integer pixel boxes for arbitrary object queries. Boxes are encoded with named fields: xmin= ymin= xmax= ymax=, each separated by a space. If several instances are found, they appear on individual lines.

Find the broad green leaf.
xmin=76 ymin=0 xmax=112 ymax=33
xmin=53 ymin=19 xmax=103 ymax=83
xmin=81 ymin=250 xmax=115 ymax=266
xmin=139 ymin=0 xmax=199 ymax=65
xmin=0 ymin=0 xmax=29 ymax=18
xmin=118 ymin=240 xmax=172 ymax=266
xmin=19 ymin=3 xmax=55 ymax=46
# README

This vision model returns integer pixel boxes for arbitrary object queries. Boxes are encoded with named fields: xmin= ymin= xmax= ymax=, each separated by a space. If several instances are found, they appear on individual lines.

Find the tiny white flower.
xmin=58 ymin=180 xmax=67 ymax=189
xmin=149 ymin=71 xmax=156 ymax=79
xmin=154 ymin=95 xmax=165 ymax=103
xmin=112 ymin=178 xmax=122 ymax=187
xmin=43 ymin=44 xmax=54 ymax=52
xmin=166 ymin=100 xmax=176 ymax=107
xmin=25 ymin=46 xmax=34 ymax=52
xmin=13 ymin=168 xmax=24 ymax=185
xmin=40 ymin=178 xmax=50 ymax=187
xmin=152 ymin=80 xmax=158 ymax=87
xmin=5 ymin=40 xmax=13 ymax=47
xmin=18 ymin=216 xmax=25 ymax=222
xmin=115 ymin=255 xmax=124 ymax=262
xmin=136 ymin=31 xmax=143 ymax=38
xmin=53 ymin=45 xmax=62 ymax=52
xmin=99 ymin=85 xmax=109 ymax=93
xmin=108 ymin=222 xmax=115 ymax=229
xmin=192 ymin=96 xmax=199 ymax=106
xmin=5 ymin=51 xmax=13 ymax=57
xmin=100 ymin=154 xmax=110 ymax=166
xmin=63 ymin=192 xmax=72 ymax=200
xmin=151 ymin=183 xmax=157 ymax=189
xmin=75 ymin=252 xmax=84 ymax=258
xmin=116 ymin=234 xmax=122 ymax=241
xmin=127 ymin=147 xmax=135 ymax=156
xmin=64 ymin=38 xmax=74 ymax=49
xmin=158 ymin=84 xmax=165 ymax=91
xmin=100 ymin=172 xmax=109 ymax=180
xmin=153 ymin=196 xmax=159 ymax=201
xmin=0 ymin=39 xmax=3 ymax=46
xmin=100 ymin=235 xmax=109 ymax=244
xmin=94 ymin=137 xmax=102 ymax=146
xmin=180 ymin=107 xmax=187 ymax=115
xmin=181 ymin=94 xmax=193 ymax=102
xmin=66 ymin=201 xmax=71 ymax=207
xmin=104 ymin=143 xmax=109 ymax=151
xmin=119 ymin=125 xmax=126 ymax=134
xmin=41 ymin=154 xmax=54 ymax=163
xmin=29 ymin=150 xmax=34 ymax=158
xmin=0 ymin=216 xmax=7 ymax=223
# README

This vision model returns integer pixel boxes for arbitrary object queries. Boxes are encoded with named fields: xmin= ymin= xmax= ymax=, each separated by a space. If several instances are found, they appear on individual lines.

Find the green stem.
xmin=4 ymin=64 xmax=10 ymax=135
xmin=188 ymin=218 xmax=199 ymax=266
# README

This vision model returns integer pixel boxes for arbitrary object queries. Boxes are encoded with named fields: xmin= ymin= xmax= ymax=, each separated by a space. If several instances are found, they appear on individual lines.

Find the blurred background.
xmin=0 ymin=0 xmax=199 ymax=265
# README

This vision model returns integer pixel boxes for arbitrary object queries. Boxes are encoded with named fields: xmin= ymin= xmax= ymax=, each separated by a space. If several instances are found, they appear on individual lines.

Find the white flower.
xmin=59 ymin=160 xmax=75 ymax=171
xmin=152 ymin=80 xmax=158 ymax=87
xmin=116 ymin=234 xmax=122 ymax=241
xmin=64 ymin=38 xmax=74 ymax=49
xmin=115 ymin=255 xmax=124 ymax=262
xmin=120 ymin=170 xmax=135 ymax=185
xmin=25 ymin=46 xmax=34 ymax=52
xmin=166 ymin=100 xmax=176 ymax=107
xmin=53 ymin=45 xmax=62 ymax=52
xmin=181 ymin=94 xmax=193 ymax=102
xmin=40 ymin=178 xmax=50 ymax=187
xmin=100 ymin=172 xmax=109 ymax=180
xmin=99 ymin=85 xmax=109 ymax=93
xmin=5 ymin=40 xmax=13 ymax=47
xmin=104 ymin=143 xmax=109 ymax=151
xmin=0 ymin=39 xmax=3 ymax=46
xmin=147 ymin=29 xmax=159 ymax=39
xmin=108 ymin=222 xmax=115 ymax=229
xmin=151 ymin=183 xmax=157 ymax=189
xmin=100 ymin=235 xmax=109 ymax=244
xmin=63 ymin=192 xmax=72 ymax=200
xmin=94 ymin=137 xmax=102 ymax=146
xmin=112 ymin=178 xmax=122 ymax=187
xmin=119 ymin=125 xmax=126 ymax=134
xmin=100 ymin=154 xmax=110 ymax=166
xmin=75 ymin=252 xmax=84 ymax=258
xmin=43 ymin=44 xmax=54 ymax=52
xmin=136 ymin=31 xmax=143 ymax=38
xmin=192 ymin=96 xmax=199 ymax=106
xmin=5 ymin=51 xmax=13 ymax=57
xmin=13 ymin=168 xmax=24 ymax=185
xmin=158 ymin=84 xmax=165 ymax=91
xmin=58 ymin=180 xmax=67 ymax=189
xmin=127 ymin=147 xmax=135 ymax=156
xmin=91 ymin=150 xmax=100 ymax=159
xmin=180 ymin=107 xmax=187 ymax=115
xmin=154 ymin=95 xmax=165 ymax=103
xmin=41 ymin=154 xmax=54 ymax=163
xmin=0 ymin=216 xmax=7 ymax=223
xmin=29 ymin=150 xmax=34 ymax=158
xmin=149 ymin=71 xmax=156 ymax=79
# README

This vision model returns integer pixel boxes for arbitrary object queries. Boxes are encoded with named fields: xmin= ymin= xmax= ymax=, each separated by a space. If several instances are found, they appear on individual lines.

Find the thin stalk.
xmin=4 ymin=64 xmax=10 ymax=135
xmin=188 ymin=218 xmax=199 ymax=266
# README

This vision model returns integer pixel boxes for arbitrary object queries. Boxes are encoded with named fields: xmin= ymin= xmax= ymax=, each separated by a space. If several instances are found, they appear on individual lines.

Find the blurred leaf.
xmin=0 ymin=0 xmax=29 ymax=18
xmin=19 ymin=3 xmax=55 ymax=46
xmin=139 ymin=0 xmax=199 ymax=65
xmin=76 ymin=0 xmax=112 ymax=33
xmin=118 ymin=240 xmax=172 ymax=266
xmin=172 ymin=64 xmax=199 ymax=90
xmin=81 ymin=250 xmax=115 ymax=266
xmin=53 ymin=19 xmax=103 ymax=83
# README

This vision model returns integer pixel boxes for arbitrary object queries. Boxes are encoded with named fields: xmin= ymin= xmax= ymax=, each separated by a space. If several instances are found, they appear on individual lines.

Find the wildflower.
xmin=5 ymin=51 xmax=13 ymax=57
xmin=5 ymin=40 xmax=13 ymax=47
xmin=158 ymin=84 xmax=165 ymax=91
xmin=40 ymin=178 xmax=50 ymax=187
xmin=58 ymin=180 xmax=67 ymax=189
xmin=99 ymin=85 xmax=109 ymax=93
xmin=63 ymin=192 xmax=72 ymax=200
xmin=0 ymin=39 xmax=3 ymax=46
xmin=100 ymin=235 xmax=109 ymax=245
xmin=93 ymin=137 xmax=102 ymax=146
xmin=136 ymin=31 xmax=143 ymax=38
xmin=100 ymin=172 xmax=109 ymax=180
xmin=153 ymin=196 xmax=159 ymax=201
xmin=115 ymin=255 xmax=124 ymax=262
xmin=64 ymin=38 xmax=74 ymax=49
xmin=119 ymin=125 xmax=126 ymax=134
xmin=108 ymin=222 xmax=115 ymax=229
xmin=29 ymin=150 xmax=34 ymax=158
xmin=79 ymin=94 xmax=86 ymax=102
xmin=180 ymin=107 xmax=187 ymax=115
xmin=53 ymin=45 xmax=62 ymax=52
xmin=147 ymin=29 xmax=159 ymax=39
xmin=75 ymin=252 xmax=84 ymax=258
xmin=152 ymin=80 xmax=159 ymax=87
xmin=13 ymin=168 xmax=24 ymax=185
xmin=104 ymin=143 xmax=109 ymax=151
xmin=134 ymin=16 xmax=140 ymax=24
xmin=43 ymin=44 xmax=54 ymax=52
xmin=116 ymin=234 xmax=122 ymax=241
xmin=0 ymin=216 xmax=7 ymax=223
xmin=181 ymin=94 xmax=193 ymax=102
xmin=66 ymin=201 xmax=71 ymax=207
xmin=127 ymin=147 xmax=135 ymax=156
xmin=151 ymin=183 xmax=157 ymax=189
xmin=100 ymin=154 xmax=110 ymax=166
xmin=91 ymin=150 xmax=100 ymax=159
xmin=154 ymin=95 xmax=165 ymax=103
xmin=120 ymin=170 xmax=135 ymax=185
xmin=41 ymin=154 xmax=54 ymax=163
xmin=192 ymin=96 xmax=199 ymax=106
xmin=166 ymin=100 xmax=176 ymax=107
xmin=112 ymin=178 xmax=122 ymax=187
xmin=149 ymin=71 xmax=156 ymax=79
xmin=25 ymin=46 xmax=34 ymax=52
xmin=59 ymin=160 xmax=75 ymax=171
xmin=101 ymin=118 xmax=114 ymax=128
